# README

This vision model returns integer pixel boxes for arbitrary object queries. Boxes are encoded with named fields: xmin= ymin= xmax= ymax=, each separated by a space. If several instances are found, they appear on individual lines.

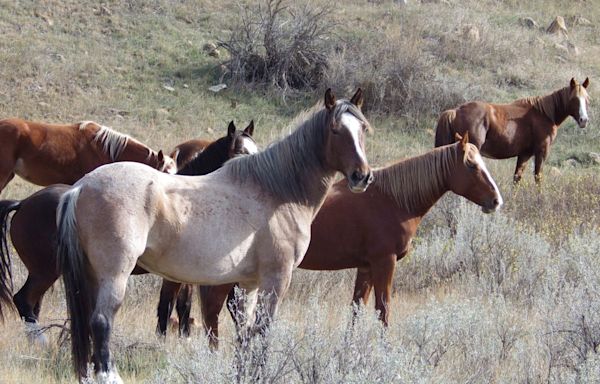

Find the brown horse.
xmin=0 ymin=119 xmax=177 ymax=194
xmin=198 ymin=133 xmax=502 ymax=349
xmin=170 ymin=121 xmax=255 ymax=170
xmin=434 ymin=77 xmax=590 ymax=183
xmin=0 ymin=121 xmax=258 ymax=343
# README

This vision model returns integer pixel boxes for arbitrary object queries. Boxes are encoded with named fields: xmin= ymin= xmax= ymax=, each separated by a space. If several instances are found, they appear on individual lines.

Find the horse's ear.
xmin=227 ymin=121 xmax=236 ymax=138
xmin=244 ymin=120 xmax=254 ymax=136
xmin=350 ymin=88 xmax=364 ymax=109
xmin=324 ymin=88 xmax=336 ymax=110
xmin=583 ymin=77 xmax=590 ymax=88
xmin=570 ymin=77 xmax=578 ymax=88
xmin=157 ymin=150 xmax=164 ymax=162
xmin=454 ymin=132 xmax=463 ymax=142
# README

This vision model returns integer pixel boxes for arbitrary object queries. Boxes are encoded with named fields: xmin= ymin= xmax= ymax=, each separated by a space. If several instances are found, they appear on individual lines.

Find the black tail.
xmin=56 ymin=186 xmax=91 ymax=378
xmin=0 ymin=199 xmax=20 ymax=320
xmin=434 ymin=109 xmax=457 ymax=147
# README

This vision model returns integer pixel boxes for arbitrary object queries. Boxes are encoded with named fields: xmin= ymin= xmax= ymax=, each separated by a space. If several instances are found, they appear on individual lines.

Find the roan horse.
xmin=0 ymin=121 xmax=258 ymax=342
xmin=0 ymin=119 xmax=177 ymax=194
xmin=198 ymin=133 xmax=503 ymax=349
xmin=57 ymin=88 xmax=372 ymax=383
xmin=434 ymin=77 xmax=590 ymax=183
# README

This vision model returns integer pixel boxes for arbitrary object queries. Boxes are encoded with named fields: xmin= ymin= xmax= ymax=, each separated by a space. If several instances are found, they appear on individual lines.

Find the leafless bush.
xmin=220 ymin=0 xmax=333 ymax=93
xmin=325 ymin=30 xmax=473 ymax=124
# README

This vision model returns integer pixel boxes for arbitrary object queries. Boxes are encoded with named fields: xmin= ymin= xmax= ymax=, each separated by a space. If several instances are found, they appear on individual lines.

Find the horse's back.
xmin=170 ymin=139 xmax=211 ymax=169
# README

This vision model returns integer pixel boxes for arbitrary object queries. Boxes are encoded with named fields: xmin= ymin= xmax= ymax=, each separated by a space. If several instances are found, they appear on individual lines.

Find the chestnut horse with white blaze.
xmin=199 ymin=133 xmax=503 ymax=349
xmin=435 ymin=77 xmax=590 ymax=183
xmin=56 ymin=89 xmax=372 ymax=383
xmin=0 ymin=119 xmax=177 ymax=194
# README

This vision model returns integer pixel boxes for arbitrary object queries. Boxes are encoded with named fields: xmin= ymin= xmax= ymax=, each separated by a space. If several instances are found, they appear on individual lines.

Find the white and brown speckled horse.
xmin=57 ymin=89 xmax=373 ymax=383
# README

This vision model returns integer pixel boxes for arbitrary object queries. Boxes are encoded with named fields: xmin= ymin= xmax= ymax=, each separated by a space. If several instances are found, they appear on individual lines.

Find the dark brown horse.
xmin=197 ymin=134 xmax=502 ymax=349
xmin=170 ymin=121 xmax=255 ymax=170
xmin=434 ymin=77 xmax=590 ymax=183
xmin=0 ymin=119 xmax=177 ymax=194
xmin=0 ymin=121 xmax=257 ymax=342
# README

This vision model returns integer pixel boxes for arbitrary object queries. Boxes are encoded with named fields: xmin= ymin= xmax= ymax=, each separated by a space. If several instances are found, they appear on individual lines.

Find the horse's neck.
xmin=178 ymin=144 xmax=227 ymax=176
xmin=115 ymin=140 xmax=153 ymax=164
xmin=375 ymin=150 xmax=451 ymax=217
xmin=529 ymin=87 xmax=570 ymax=126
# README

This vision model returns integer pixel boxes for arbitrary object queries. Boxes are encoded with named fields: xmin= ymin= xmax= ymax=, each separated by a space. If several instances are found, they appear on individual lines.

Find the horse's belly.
xmin=140 ymin=230 xmax=257 ymax=285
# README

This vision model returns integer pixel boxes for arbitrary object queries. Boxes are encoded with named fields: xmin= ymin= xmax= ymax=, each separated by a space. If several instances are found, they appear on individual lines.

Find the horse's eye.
xmin=467 ymin=162 xmax=477 ymax=170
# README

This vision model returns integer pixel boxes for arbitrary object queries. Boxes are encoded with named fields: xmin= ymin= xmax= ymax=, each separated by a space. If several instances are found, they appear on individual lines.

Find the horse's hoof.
xmin=96 ymin=369 xmax=123 ymax=384
xmin=24 ymin=322 xmax=49 ymax=347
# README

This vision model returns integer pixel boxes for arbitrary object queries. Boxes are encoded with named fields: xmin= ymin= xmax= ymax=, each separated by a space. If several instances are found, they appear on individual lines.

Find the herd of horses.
xmin=0 ymin=78 xmax=590 ymax=383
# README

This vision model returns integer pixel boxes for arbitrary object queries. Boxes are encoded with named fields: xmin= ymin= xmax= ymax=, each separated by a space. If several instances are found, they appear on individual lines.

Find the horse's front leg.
xmin=513 ymin=153 xmax=532 ymax=184
xmin=155 ymin=279 xmax=181 ymax=337
xmin=371 ymin=256 xmax=396 ymax=327
xmin=534 ymin=148 xmax=548 ymax=185
xmin=252 ymin=264 xmax=293 ymax=336
xmin=199 ymin=283 xmax=236 ymax=350
xmin=352 ymin=267 xmax=373 ymax=319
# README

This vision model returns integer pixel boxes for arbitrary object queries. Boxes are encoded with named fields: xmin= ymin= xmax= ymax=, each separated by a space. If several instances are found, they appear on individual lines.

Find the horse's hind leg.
xmin=91 ymin=276 xmax=128 ymax=384
xmin=513 ymin=153 xmax=532 ymax=184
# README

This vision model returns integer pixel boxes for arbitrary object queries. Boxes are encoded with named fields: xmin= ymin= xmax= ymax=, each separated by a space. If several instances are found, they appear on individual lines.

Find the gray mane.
xmin=374 ymin=144 xmax=458 ymax=213
xmin=225 ymin=100 xmax=369 ymax=203
xmin=80 ymin=121 xmax=131 ymax=161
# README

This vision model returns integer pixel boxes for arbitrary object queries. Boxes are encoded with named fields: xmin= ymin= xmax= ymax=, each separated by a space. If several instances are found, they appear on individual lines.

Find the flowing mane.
xmin=225 ymin=100 xmax=370 ymax=203
xmin=374 ymin=144 xmax=458 ymax=213
xmin=515 ymin=86 xmax=570 ymax=124
xmin=79 ymin=121 xmax=132 ymax=161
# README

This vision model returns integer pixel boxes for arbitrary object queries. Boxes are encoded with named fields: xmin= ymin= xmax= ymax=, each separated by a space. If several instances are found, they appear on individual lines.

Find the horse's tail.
xmin=0 ymin=199 xmax=20 ymax=320
xmin=56 ymin=185 xmax=91 ymax=378
xmin=434 ymin=109 xmax=457 ymax=147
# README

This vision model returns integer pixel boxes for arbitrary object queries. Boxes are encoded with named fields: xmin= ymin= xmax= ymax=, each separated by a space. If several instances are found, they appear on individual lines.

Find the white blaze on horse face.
xmin=578 ymin=96 xmax=589 ymax=127
xmin=242 ymin=137 xmax=259 ymax=155
xmin=340 ymin=112 xmax=367 ymax=164
xmin=474 ymin=152 xmax=503 ymax=208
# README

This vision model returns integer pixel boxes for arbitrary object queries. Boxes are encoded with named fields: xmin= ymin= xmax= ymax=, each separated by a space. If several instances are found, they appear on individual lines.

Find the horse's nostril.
xmin=493 ymin=198 xmax=500 ymax=206
xmin=351 ymin=171 xmax=362 ymax=183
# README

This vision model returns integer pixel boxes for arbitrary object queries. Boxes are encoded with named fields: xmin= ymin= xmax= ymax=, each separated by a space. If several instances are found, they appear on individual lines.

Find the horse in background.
xmin=435 ymin=77 xmax=590 ymax=183
xmin=0 ymin=121 xmax=258 ymax=343
xmin=171 ymin=121 xmax=255 ymax=170
xmin=0 ymin=119 xmax=176 ymax=194
xmin=57 ymin=88 xmax=372 ymax=382
xmin=198 ymin=133 xmax=502 ymax=349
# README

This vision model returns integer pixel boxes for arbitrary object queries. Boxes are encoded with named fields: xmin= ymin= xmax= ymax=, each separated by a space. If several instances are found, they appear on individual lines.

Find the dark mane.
xmin=177 ymin=137 xmax=231 ymax=176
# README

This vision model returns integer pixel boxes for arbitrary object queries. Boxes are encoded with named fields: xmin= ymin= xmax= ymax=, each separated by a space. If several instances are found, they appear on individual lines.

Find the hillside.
xmin=0 ymin=1 xmax=599 ymax=383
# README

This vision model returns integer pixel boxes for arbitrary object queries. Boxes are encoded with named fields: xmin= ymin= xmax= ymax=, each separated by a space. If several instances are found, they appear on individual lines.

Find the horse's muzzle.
xmin=578 ymin=117 xmax=589 ymax=128
xmin=348 ymin=170 xmax=374 ymax=193
xmin=482 ymin=196 xmax=502 ymax=214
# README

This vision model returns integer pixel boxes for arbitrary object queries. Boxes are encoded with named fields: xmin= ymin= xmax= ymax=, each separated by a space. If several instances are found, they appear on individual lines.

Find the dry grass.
xmin=1 ymin=0 xmax=600 ymax=383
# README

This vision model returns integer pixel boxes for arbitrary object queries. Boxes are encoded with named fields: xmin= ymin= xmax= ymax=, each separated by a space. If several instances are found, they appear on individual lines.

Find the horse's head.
xmin=448 ymin=133 xmax=503 ymax=214
xmin=323 ymin=88 xmax=373 ymax=193
xmin=568 ymin=77 xmax=590 ymax=128
xmin=226 ymin=120 xmax=259 ymax=157
xmin=155 ymin=150 xmax=178 ymax=174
